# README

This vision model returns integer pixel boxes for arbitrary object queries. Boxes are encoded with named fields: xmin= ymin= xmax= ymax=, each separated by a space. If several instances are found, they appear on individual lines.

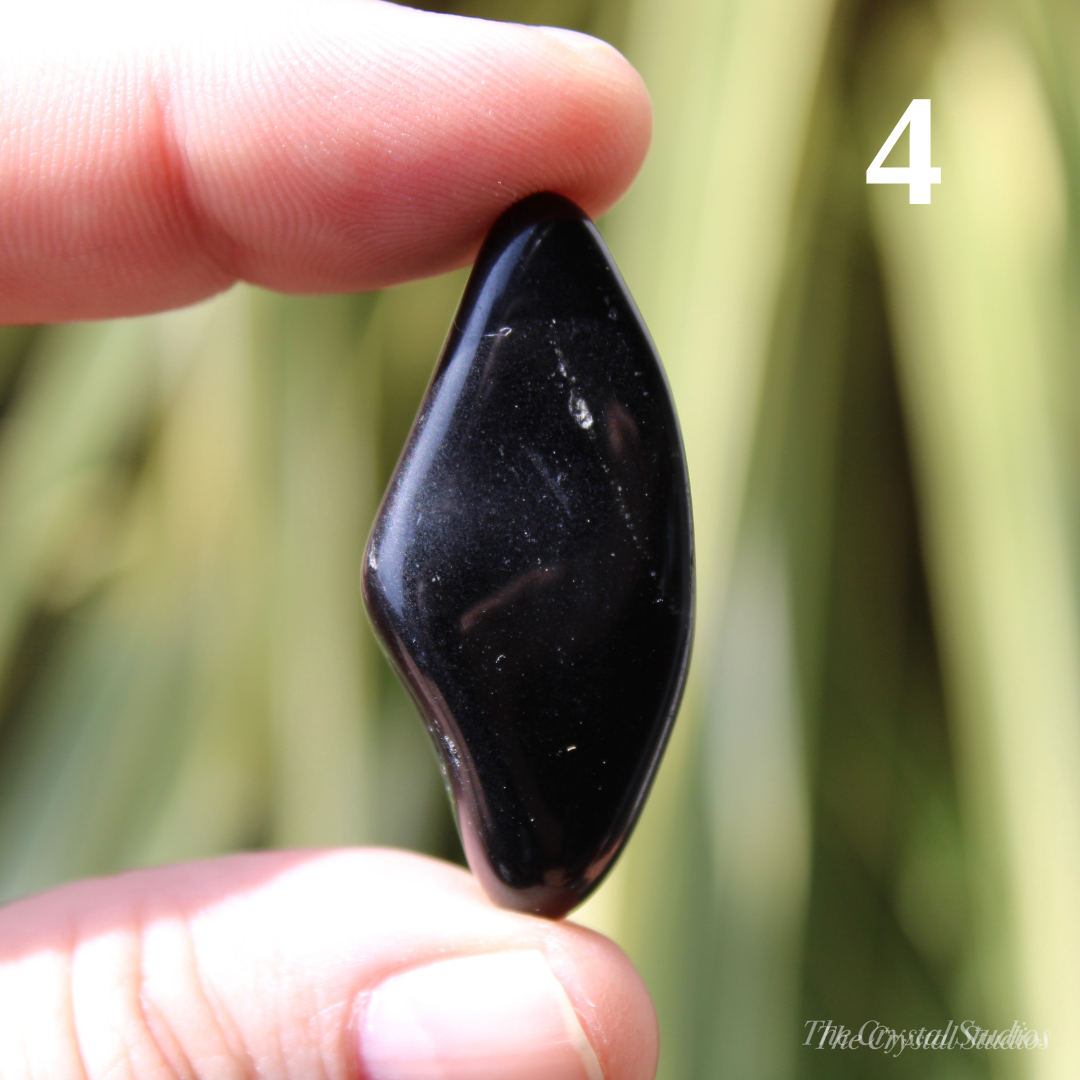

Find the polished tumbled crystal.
xmin=362 ymin=193 xmax=694 ymax=918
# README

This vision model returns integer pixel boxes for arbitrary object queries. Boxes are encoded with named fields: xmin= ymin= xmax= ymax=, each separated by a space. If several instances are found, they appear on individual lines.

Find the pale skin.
xmin=0 ymin=0 xmax=658 ymax=1077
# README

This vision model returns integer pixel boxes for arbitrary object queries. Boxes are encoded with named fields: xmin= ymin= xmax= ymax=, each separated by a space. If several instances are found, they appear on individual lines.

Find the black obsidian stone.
xmin=362 ymin=193 xmax=693 ymax=918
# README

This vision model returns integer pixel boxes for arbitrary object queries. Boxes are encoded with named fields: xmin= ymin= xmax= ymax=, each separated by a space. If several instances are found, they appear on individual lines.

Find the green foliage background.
xmin=2 ymin=0 xmax=1079 ymax=1076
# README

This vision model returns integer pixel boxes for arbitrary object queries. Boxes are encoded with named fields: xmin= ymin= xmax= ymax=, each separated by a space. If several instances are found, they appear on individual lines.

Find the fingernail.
xmin=535 ymin=25 xmax=622 ymax=57
xmin=360 ymin=950 xmax=604 ymax=1080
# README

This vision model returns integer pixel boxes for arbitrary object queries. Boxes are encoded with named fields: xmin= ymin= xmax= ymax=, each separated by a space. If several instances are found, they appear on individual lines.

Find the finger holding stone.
xmin=0 ymin=0 xmax=651 ymax=323
xmin=0 ymin=849 xmax=658 ymax=1080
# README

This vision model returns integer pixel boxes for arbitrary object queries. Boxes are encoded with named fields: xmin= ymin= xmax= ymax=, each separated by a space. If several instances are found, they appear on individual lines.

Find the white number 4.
xmin=866 ymin=99 xmax=941 ymax=204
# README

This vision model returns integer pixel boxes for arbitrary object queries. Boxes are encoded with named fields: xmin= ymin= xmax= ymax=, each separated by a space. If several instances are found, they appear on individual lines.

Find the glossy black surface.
xmin=362 ymin=193 xmax=693 ymax=918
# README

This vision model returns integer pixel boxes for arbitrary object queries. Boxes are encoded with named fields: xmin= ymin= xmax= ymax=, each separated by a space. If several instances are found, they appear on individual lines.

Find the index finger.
xmin=0 ymin=0 xmax=651 ymax=324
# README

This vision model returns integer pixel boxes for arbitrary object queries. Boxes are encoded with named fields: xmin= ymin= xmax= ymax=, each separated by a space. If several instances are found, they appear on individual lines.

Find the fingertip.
xmin=167 ymin=3 xmax=654 ymax=289
xmin=0 ymin=0 xmax=655 ymax=322
xmin=330 ymin=849 xmax=659 ymax=1079
xmin=543 ymin=923 xmax=659 ymax=1080
xmin=526 ymin=24 xmax=653 ymax=220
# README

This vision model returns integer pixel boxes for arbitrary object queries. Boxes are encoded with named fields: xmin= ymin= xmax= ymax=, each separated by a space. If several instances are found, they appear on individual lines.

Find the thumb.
xmin=0 ymin=849 xmax=657 ymax=1080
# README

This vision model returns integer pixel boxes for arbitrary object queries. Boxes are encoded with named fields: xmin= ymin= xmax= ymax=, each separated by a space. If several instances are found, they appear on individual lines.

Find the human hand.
xmin=0 ymin=1 xmax=656 ymax=1076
